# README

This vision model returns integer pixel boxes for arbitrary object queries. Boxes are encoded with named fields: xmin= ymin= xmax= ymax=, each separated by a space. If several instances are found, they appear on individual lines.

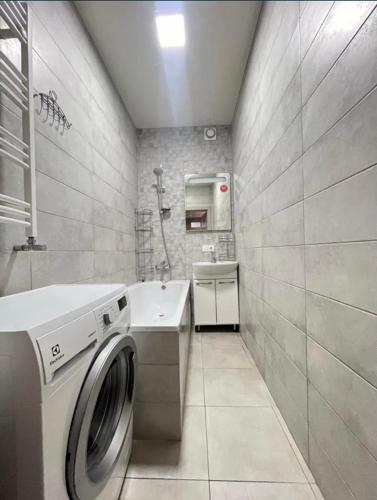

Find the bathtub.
xmin=128 ymin=280 xmax=191 ymax=440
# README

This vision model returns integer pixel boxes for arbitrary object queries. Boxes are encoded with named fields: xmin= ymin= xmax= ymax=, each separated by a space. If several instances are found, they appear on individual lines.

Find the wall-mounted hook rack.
xmin=33 ymin=90 xmax=72 ymax=130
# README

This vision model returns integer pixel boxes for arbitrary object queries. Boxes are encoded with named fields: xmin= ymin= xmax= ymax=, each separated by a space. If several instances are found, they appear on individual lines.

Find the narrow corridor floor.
xmin=121 ymin=330 xmax=324 ymax=499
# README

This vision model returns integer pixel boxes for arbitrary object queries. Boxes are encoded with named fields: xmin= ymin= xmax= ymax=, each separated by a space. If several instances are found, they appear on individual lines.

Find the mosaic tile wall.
xmin=137 ymin=126 xmax=233 ymax=280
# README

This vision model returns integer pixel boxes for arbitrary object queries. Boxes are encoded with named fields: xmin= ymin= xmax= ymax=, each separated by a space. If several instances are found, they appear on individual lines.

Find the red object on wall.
xmin=220 ymin=184 xmax=228 ymax=193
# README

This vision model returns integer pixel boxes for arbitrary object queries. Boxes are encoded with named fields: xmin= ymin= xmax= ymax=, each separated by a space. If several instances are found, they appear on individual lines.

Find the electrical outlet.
xmin=202 ymin=244 xmax=215 ymax=252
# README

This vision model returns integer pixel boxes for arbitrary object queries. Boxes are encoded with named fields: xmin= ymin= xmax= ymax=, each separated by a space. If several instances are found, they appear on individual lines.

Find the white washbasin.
xmin=193 ymin=261 xmax=238 ymax=276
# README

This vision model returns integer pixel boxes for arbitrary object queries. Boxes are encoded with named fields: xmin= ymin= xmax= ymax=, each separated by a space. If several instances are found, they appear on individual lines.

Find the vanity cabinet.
xmin=193 ymin=270 xmax=239 ymax=328
xmin=193 ymin=280 xmax=217 ymax=325
xmin=216 ymin=278 xmax=239 ymax=325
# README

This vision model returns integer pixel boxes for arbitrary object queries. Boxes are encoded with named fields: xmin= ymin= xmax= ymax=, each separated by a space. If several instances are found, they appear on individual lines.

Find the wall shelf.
xmin=135 ymin=208 xmax=154 ymax=281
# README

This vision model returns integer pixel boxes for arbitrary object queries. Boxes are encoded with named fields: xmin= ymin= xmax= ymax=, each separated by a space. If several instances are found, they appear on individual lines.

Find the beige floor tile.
xmin=204 ymin=368 xmax=272 ymax=406
xmin=185 ymin=367 xmax=205 ymax=406
xmin=206 ymin=407 xmax=306 ymax=482
xmin=190 ymin=330 xmax=202 ymax=345
xmin=121 ymin=478 xmax=209 ymax=499
xmin=189 ymin=343 xmax=203 ymax=368
xmin=201 ymin=331 xmax=242 ymax=346
xmin=210 ymin=481 xmax=316 ymax=500
xmin=127 ymin=406 xmax=208 ymax=480
xmin=202 ymin=343 xmax=252 ymax=368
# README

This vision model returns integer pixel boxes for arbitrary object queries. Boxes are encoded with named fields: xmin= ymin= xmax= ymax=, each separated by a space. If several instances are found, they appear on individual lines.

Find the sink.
xmin=193 ymin=261 xmax=238 ymax=277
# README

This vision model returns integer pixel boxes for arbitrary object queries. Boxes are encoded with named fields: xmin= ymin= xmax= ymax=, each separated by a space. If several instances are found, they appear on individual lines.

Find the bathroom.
xmin=0 ymin=1 xmax=376 ymax=499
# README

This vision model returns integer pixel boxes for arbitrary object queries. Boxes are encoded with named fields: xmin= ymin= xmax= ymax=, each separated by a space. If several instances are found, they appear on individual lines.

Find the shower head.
xmin=153 ymin=166 xmax=164 ymax=176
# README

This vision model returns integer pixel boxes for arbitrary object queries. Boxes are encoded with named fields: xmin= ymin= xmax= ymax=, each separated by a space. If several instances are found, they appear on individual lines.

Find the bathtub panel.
xmin=128 ymin=280 xmax=191 ymax=440
xmin=136 ymin=364 xmax=180 ymax=403
xmin=131 ymin=330 xmax=179 ymax=365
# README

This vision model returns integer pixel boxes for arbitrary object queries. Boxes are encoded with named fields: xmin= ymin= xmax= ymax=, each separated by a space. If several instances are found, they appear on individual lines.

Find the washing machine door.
xmin=66 ymin=331 xmax=137 ymax=500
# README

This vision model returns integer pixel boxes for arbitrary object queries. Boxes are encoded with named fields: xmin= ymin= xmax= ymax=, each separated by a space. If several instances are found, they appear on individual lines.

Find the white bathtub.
xmin=129 ymin=280 xmax=191 ymax=332
xmin=128 ymin=280 xmax=191 ymax=440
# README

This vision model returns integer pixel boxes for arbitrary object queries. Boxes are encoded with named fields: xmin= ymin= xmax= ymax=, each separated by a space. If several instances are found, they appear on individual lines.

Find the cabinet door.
xmin=193 ymin=280 xmax=216 ymax=325
xmin=216 ymin=279 xmax=239 ymax=325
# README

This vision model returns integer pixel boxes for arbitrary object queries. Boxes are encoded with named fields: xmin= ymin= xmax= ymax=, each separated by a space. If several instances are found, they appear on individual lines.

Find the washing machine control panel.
xmin=94 ymin=292 xmax=130 ymax=336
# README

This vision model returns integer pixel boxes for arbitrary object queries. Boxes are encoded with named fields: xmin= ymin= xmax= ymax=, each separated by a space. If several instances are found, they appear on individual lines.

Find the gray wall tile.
xmin=31 ymin=251 xmax=94 ymax=288
xmin=0 ymin=252 xmax=31 ymax=296
xmin=308 ymin=338 xmax=377 ymax=457
xmin=263 ymin=301 xmax=307 ymax=374
xmin=305 ymin=242 xmax=377 ymax=314
xmin=0 ymin=2 xmax=138 ymax=296
xmin=302 ymin=9 xmax=377 ymax=149
xmin=307 ymin=292 xmax=377 ymax=387
xmin=299 ymin=1 xmax=333 ymax=59
xmin=263 ymin=246 xmax=305 ymax=287
xmin=234 ymin=3 xmax=377 ymax=498
xmin=265 ymin=334 xmax=308 ymax=419
xmin=304 ymin=166 xmax=377 ymax=243
xmin=309 ymin=432 xmax=358 ymax=500
xmin=263 ymin=276 xmax=306 ymax=332
xmin=303 ymin=86 xmax=377 ymax=197
xmin=301 ymin=2 xmax=376 ymax=104
xmin=309 ymin=384 xmax=377 ymax=500
xmin=262 ymin=202 xmax=304 ymax=247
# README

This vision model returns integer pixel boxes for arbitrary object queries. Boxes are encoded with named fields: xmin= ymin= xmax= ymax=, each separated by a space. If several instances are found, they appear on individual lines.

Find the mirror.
xmin=184 ymin=173 xmax=232 ymax=232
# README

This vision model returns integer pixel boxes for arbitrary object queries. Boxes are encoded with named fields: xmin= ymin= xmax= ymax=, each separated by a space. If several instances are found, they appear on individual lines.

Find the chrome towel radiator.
xmin=0 ymin=2 xmax=41 ymax=249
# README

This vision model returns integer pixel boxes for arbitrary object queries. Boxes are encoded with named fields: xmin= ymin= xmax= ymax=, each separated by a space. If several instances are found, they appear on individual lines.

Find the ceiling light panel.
xmin=156 ymin=14 xmax=185 ymax=48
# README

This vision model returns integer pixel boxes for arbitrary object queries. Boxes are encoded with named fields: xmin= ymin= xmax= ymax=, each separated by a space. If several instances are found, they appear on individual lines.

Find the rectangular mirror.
xmin=184 ymin=172 xmax=232 ymax=232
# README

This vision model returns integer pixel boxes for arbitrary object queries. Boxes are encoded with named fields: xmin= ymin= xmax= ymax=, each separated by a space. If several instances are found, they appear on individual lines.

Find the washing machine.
xmin=0 ymin=283 xmax=137 ymax=500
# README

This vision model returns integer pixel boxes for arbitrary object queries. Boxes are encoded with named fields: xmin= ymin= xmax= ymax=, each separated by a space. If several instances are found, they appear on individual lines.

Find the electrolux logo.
xmin=50 ymin=344 xmax=64 ymax=366
xmin=51 ymin=344 xmax=60 ymax=357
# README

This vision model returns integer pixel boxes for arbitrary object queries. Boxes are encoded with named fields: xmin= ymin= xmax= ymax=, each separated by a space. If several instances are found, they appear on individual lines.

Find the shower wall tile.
xmin=0 ymin=1 xmax=137 ymax=296
xmin=137 ymin=126 xmax=233 ymax=280
xmin=233 ymin=2 xmax=377 ymax=498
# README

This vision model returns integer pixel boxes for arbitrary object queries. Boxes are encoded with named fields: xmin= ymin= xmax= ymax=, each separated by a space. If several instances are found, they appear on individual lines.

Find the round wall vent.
xmin=204 ymin=127 xmax=217 ymax=141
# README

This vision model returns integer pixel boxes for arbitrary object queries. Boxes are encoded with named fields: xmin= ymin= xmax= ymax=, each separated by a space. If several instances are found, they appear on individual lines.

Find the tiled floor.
xmin=119 ymin=330 xmax=325 ymax=499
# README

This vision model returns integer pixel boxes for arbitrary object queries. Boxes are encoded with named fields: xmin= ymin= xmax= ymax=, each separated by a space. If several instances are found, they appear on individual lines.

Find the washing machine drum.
xmin=66 ymin=332 xmax=136 ymax=500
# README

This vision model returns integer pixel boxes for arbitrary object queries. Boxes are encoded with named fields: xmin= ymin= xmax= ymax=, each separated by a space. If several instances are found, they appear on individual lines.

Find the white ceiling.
xmin=76 ymin=1 xmax=261 ymax=129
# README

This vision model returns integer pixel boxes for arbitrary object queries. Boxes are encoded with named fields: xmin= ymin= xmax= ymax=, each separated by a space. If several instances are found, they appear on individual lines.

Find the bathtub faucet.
xmin=156 ymin=260 xmax=170 ymax=282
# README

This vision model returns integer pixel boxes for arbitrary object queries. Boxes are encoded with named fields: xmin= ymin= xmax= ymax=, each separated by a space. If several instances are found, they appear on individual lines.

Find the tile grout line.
xmin=297 ymin=8 xmax=312 ymax=488
xmin=199 ymin=332 xmax=212 ymax=499
xmin=306 ymin=332 xmax=377 ymax=391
